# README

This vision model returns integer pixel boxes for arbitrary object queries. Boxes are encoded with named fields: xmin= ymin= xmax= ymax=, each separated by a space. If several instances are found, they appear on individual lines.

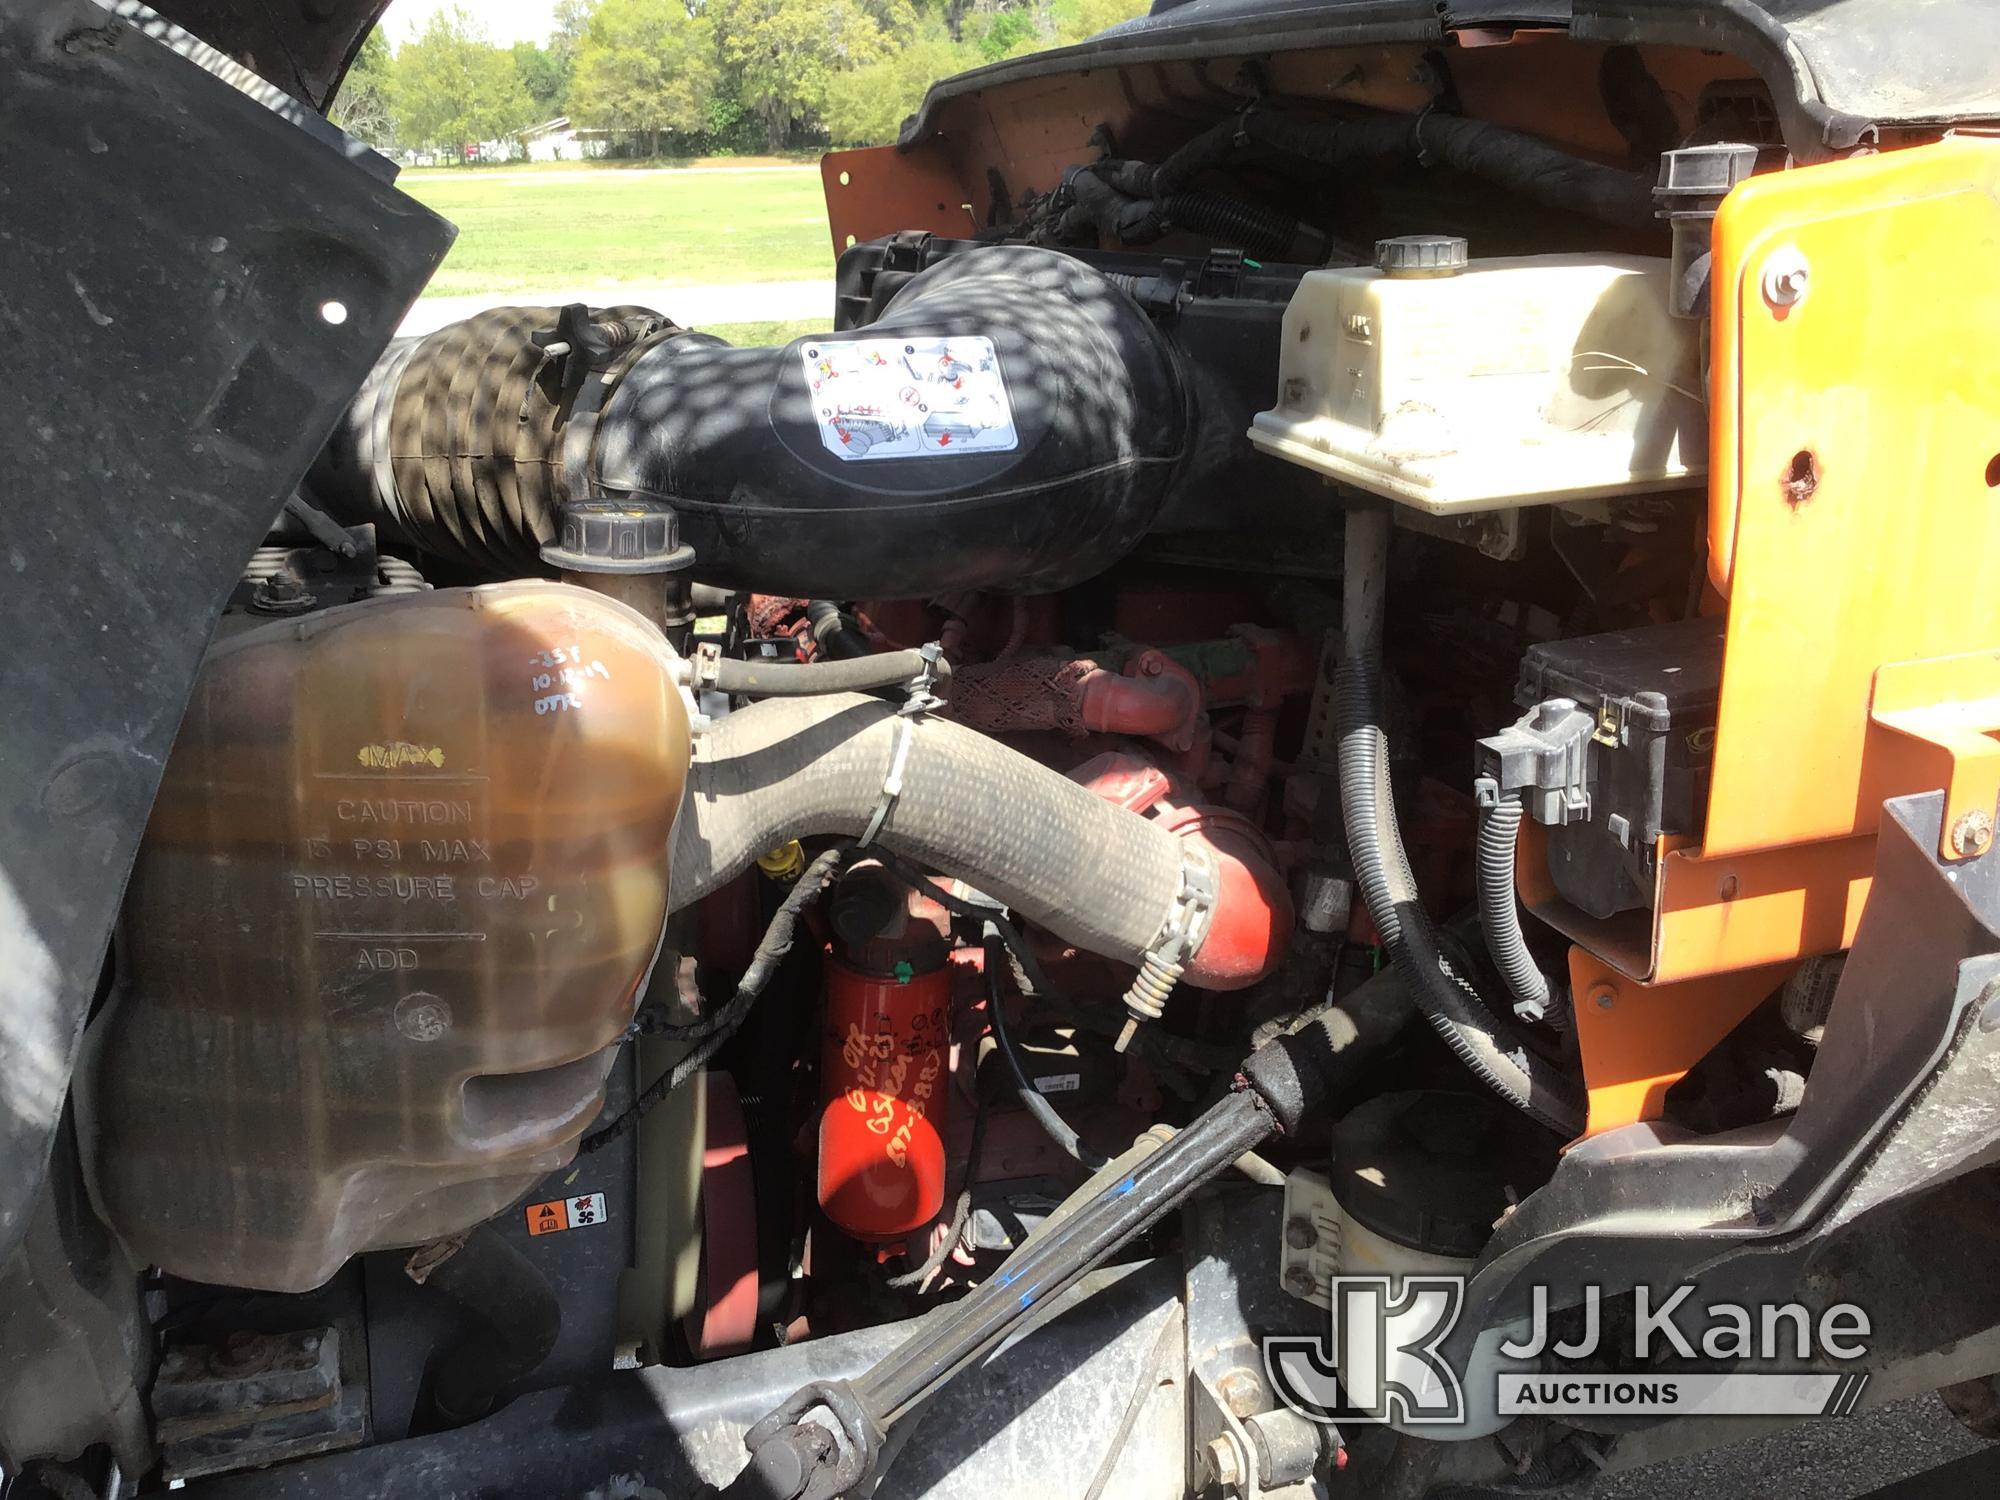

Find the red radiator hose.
xmin=1077 ymin=655 xmax=1202 ymax=747
xmin=947 ymin=650 xmax=1204 ymax=753
xmin=1223 ymin=706 xmax=1279 ymax=813
xmin=1164 ymin=797 xmax=1292 ymax=990
xmin=1070 ymin=751 xmax=1292 ymax=991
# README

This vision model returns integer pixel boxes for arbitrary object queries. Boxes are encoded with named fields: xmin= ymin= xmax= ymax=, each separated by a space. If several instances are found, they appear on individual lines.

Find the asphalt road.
xmin=1590 ymin=1393 xmax=1993 ymax=1498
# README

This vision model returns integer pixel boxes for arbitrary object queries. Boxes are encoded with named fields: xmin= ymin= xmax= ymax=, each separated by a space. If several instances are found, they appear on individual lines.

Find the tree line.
xmin=331 ymin=0 xmax=1149 ymax=159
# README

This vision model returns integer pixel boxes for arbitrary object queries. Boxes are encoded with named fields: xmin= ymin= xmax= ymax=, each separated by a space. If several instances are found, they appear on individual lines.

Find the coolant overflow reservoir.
xmin=1249 ymin=249 xmax=1704 ymax=513
xmin=83 ymin=583 xmax=690 ymax=1292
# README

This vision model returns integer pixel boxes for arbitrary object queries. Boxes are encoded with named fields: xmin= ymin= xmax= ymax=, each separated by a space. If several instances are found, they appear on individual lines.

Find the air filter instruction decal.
xmin=802 ymin=335 xmax=1018 ymax=461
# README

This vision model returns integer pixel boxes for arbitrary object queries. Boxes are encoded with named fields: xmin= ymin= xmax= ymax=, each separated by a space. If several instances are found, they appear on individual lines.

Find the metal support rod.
xmin=715 ymin=1088 xmax=1279 ymax=1497
xmin=1342 ymin=501 xmax=1392 ymax=664
xmin=863 ymin=1087 xmax=1275 ymax=1426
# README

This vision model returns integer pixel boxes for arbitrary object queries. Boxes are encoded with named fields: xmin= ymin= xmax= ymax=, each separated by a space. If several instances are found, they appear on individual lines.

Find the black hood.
xmin=0 ymin=0 xmax=448 ymax=1269
xmin=896 ymin=0 xmax=2000 ymax=157
xmin=155 ymin=0 xmax=1999 ymax=156
xmin=150 ymin=0 xmax=390 ymax=110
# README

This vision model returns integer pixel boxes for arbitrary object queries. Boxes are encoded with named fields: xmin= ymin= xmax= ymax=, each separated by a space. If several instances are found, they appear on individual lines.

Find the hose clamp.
xmin=899 ymin=642 xmax=946 ymax=717
xmin=687 ymin=641 xmax=723 ymax=691
xmin=1118 ymin=843 xmax=1218 ymax=1048
xmin=856 ymin=714 xmax=917 ymax=850
xmin=858 ymin=642 xmax=946 ymax=849
xmin=1163 ymin=842 xmax=1220 ymax=969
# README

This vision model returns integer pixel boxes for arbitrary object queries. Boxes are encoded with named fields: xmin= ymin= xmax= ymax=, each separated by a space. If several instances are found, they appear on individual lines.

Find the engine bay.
xmin=78 ymin=218 xmax=1769 ymax=1487
xmin=10 ymin=3 xmax=2000 ymax=1498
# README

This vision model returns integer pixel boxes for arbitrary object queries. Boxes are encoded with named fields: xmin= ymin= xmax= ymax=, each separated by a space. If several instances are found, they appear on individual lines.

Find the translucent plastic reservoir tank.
xmin=1249 ymin=251 xmax=1704 ymax=513
xmin=82 ymin=582 xmax=691 ymax=1292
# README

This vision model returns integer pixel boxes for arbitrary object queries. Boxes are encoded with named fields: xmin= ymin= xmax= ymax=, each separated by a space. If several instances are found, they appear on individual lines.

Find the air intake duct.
xmin=310 ymin=246 xmax=1190 ymax=599
xmin=310 ymin=303 xmax=683 ymax=576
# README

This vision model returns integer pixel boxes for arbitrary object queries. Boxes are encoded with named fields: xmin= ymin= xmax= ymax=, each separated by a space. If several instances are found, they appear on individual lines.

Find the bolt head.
xmin=1762 ymin=249 xmax=1810 ymax=308
xmin=1284 ymin=1215 xmax=1318 ymax=1250
xmin=1953 ymin=809 xmax=1994 ymax=859
xmin=1591 ymin=984 xmax=1617 ymax=1011
xmin=1205 ymin=1435 xmax=1244 ymax=1490
xmin=1282 ymin=1263 xmax=1317 ymax=1296
xmin=1217 ymin=1366 xmax=1265 ymax=1419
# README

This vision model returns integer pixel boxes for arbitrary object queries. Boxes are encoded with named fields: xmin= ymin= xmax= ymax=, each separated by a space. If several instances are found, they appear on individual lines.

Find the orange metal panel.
xmin=1568 ymin=949 xmax=1794 ymax=1135
xmin=1702 ymin=136 xmax=2000 ymax=862
xmin=1529 ymin=831 xmax=1871 ymax=984
xmin=821 ymin=146 xmax=978 ymax=258
xmin=1649 ymin=835 xmax=1873 ymax=983
xmin=1867 ymin=650 xmax=2000 ymax=861
xmin=1579 ymin=137 xmax=2000 ymax=988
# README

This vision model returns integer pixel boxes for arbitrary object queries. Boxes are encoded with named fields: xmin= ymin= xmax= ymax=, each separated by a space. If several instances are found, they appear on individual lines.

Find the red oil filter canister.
xmin=818 ymin=956 xmax=950 ymax=1241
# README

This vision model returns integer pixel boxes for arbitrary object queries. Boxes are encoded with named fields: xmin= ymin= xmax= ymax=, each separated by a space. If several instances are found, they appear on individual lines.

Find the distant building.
xmin=515 ymin=117 xmax=612 ymax=163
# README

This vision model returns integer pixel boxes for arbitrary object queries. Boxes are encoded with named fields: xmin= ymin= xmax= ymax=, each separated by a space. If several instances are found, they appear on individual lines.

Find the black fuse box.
xmin=1481 ymin=617 xmax=1728 ymax=920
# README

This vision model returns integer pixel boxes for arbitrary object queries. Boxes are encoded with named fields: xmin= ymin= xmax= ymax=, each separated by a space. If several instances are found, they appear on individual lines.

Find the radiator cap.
xmin=541 ymin=500 xmax=695 ymax=574
xmin=1375 ymin=233 xmax=1468 ymax=278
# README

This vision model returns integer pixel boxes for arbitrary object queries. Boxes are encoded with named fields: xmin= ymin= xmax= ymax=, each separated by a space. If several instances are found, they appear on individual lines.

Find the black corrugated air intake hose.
xmin=1335 ymin=658 xmax=1586 ymax=1137
xmin=311 ymin=247 xmax=1191 ymax=600
xmin=309 ymin=305 xmax=682 ymax=575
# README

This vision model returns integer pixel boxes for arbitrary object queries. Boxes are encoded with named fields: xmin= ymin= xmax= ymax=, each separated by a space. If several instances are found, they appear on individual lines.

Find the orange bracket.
xmin=1568 ymin=949 xmax=1795 ymax=1136
xmin=821 ymin=146 xmax=977 ymax=258
xmin=1649 ymin=834 xmax=1873 ymax=982
xmin=1535 ymin=138 xmax=2000 ymax=992
xmin=1544 ymin=142 xmax=2000 ymax=1137
xmin=1703 ymin=135 xmax=2000 ymax=865
xmin=1526 ymin=828 xmax=1872 ymax=985
xmin=1867 ymin=651 xmax=2000 ymax=863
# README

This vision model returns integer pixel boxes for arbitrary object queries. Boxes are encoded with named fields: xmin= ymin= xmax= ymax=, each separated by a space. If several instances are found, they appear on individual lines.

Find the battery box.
xmin=1481 ymin=617 xmax=1728 ymax=920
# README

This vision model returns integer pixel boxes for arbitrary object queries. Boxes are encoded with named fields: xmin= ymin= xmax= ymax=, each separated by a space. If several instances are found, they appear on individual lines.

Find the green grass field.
xmin=700 ymin=319 xmax=823 ymax=346
xmin=402 ymin=154 xmax=818 ymax=176
xmin=399 ymin=164 xmax=835 ymax=298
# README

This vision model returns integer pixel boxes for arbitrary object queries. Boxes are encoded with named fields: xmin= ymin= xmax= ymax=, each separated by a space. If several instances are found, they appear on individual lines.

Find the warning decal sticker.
xmin=801 ymin=335 xmax=1018 ymax=461
xmin=525 ymin=1192 xmax=608 ymax=1236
